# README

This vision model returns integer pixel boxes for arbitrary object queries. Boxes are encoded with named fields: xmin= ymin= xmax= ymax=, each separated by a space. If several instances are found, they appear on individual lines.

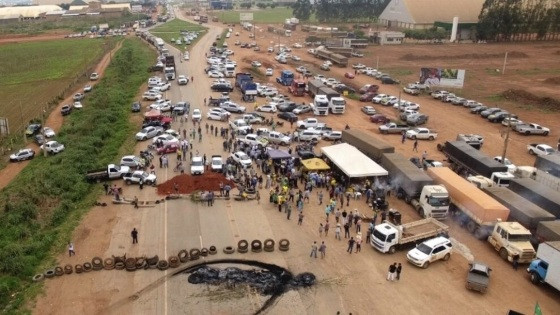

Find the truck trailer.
xmin=341 ymin=129 xmax=394 ymax=162
xmin=438 ymin=141 xmax=513 ymax=186
xmin=508 ymin=178 xmax=560 ymax=218
xmin=370 ymin=218 xmax=449 ymax=253
xmin=307 ymin=79 xmax=324 ymax=97
xmin=527 ymin=241 xmax=560 ymax=291
xmin=536 ymin=221 xmax=560 ymax=242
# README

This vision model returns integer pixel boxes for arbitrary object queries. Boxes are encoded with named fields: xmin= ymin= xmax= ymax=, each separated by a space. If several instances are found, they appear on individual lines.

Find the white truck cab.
xmin=329 ymin=96 xmax=346 ymax=114
xmin=311 ymin=95 xmax=329 ymax=116
xmin=468 ymin=172 xmax=515 ymax=189
xmin=411 ymin=185 xmax=449 ymax=219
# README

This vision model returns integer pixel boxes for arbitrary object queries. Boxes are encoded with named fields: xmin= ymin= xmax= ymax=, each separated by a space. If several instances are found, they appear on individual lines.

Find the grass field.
xmin=0 ymin=37 xmax=155 ymax=313
xmin=215 ymin=7 xmax=316 ymax=24
xmin=0 ymin=38 xmax=115 ymax=136
xmin=150 ymin=19 xmax=207 ymax=51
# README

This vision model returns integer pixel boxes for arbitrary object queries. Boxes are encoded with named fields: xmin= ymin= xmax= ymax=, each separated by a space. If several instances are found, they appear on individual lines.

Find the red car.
xmin=344 ymin=72 xmax=355 ymax=79
xmin=157 ymin=144 xmax=179 ymax=155
xmin=370 ymin=114 xmax=389 ymax=124
xmin=359 ymin=92 xmax=377 ymax=102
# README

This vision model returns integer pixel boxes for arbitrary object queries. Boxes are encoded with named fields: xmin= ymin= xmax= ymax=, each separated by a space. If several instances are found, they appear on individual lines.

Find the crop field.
xmin=0 ymin=38 xmax=115 ymax=135
xmin=215 ymin=7 xmax=315 ymax=24
xmin=0 ymin=37 xmax=155 ymax=312
xmin=150 ymin=19 xmax=207 ymax=51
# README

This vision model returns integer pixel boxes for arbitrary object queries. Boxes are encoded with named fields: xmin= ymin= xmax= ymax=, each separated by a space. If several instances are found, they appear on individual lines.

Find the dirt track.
xmin=31 ymin=9 xmax=560 ymax=315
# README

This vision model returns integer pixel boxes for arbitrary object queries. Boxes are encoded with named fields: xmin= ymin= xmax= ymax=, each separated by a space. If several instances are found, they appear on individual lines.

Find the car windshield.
xmin=508 ymin=233 xmax=531 ymax=242
xmin=372 ymin=229 xmax=387 ymax=241
xmin=141 ymin=128 xmax=149 ymax=133
xmin=212 ymin=160 xmax=221 ymax=165
xmin=428 ymin=196 xmax=449 ymax=207
xmin=416 ymin=244 xmax=432 ymax=255
xmin=192 ymin=160 xmax=203 ymax=166
xmin=239 ymin=154 xmax=249 ymax=160
xmin=544 ymin=148 xmax=554 ymax=153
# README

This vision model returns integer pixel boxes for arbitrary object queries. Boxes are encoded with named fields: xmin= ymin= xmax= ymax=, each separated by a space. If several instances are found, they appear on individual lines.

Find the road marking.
xmin=164 ymin=159 xmax=169 ymax=315
xmin=225 ymin=199 xmax=240 ymax=238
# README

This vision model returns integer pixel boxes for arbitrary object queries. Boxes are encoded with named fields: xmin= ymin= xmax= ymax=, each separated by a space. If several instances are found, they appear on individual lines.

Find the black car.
xmin=25 ymin=123 xmax=42 ymax=136
xmin=142 ymin=120 xmax=170 ymax=130
xmin=334 ymin=84 xmax=356 ymax=94
xmin=381 ymin=76 xmax=399 ymax=84
xmin=61 ymin=105 xmax=72 ymax=116
xmin=297 ymin=150 xmax=316 ymax=160
xmin=277 ymin=102 xmax=298 ymax=112
xmin=131 ymin=102 xmax=141 ymax=112
xmin=277 ymin=112 xmax=298 ymax=122
xmin=211 ymin=83 xmax=234 ymax=92
xmin=34 ymin=134 xmax=45 ymax=145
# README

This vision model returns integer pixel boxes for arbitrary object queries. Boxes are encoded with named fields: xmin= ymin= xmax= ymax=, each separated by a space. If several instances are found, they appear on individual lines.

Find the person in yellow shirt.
xmin=277 ymin=195 xmax=284 ymax=212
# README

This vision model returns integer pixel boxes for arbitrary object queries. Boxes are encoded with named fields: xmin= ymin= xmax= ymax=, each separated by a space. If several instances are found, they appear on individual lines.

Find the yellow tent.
xmin=301 ymin=158 xmax=330 ymax=171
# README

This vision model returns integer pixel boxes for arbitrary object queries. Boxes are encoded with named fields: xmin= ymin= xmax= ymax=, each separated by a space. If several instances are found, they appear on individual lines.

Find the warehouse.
xmin=0 ymin=4 xmax=61 ymax=21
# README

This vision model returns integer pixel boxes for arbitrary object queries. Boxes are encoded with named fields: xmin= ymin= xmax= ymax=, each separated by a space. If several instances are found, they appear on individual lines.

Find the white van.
xmin=406 ymin=236 xmax=452 ymax=268
xmin=191 ymin=156 xmax=204 ymax=175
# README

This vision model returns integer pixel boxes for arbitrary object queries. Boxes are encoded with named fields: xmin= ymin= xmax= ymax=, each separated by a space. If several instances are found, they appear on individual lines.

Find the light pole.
xmin=500 ymin=114 xmax=512 ymax=165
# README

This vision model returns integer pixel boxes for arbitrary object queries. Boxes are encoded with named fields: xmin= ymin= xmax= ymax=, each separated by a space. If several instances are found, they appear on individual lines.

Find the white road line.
xmin=164 ymin=159 xmax=169 ymax=315
xmin=199 ymin=235 xmax=203 ymax=248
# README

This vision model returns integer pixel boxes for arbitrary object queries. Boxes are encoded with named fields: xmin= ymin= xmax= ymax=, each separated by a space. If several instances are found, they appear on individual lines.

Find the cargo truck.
xmin=341 ymin=129 xmax=394 ymax=162
xmin=164 ymin=56 xmax=176 ymax=80
xmin=527 ymin=241 xmax=560 ymax=291
xmin=428 ymin=167 xmax=536 ymax=262
xmin=370 ymin=218 xmax=449 ymax=253
xmin=536 ymin=221 xmax=560 ymax=242
xmin=508 ymin=178 xmax=560 ymax=218
xmin=307 ymin=79 xmax=324 ymax=97
xmin=289 ymin=80 xmax=306 ymax=96
xmin=482 ymin=187 xmax=555 ymax=235
xmin=381 ymin=153 xmax=449 ymax=219
xmin=438 ymin=141 xmax=513 ymax=187
xmin=532 ymin=155 xmax=560 ymax=192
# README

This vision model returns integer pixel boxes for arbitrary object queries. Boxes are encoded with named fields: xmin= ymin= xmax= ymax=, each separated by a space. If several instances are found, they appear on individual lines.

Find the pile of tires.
xmin=251 ymin=240 xmax=262 ymax=253
xmin=178 ymin=249 xmax=189 ymax=262
xmin=237 ymin=240 xmax=249 ymax=253
xmin=263 ymin=239 xmax=275 ymax=252
xmin=92 ymin=257 xmax=103 ymax=271
xmin=168 ymin=256 xmax=180 ymax=268
xmin=125 ymin=258 xmax=137 ymax=271
xmin=190 ymin=249 xmax=201 ymax=260
xmin=279 ymin=239 xmax=290 ymax=251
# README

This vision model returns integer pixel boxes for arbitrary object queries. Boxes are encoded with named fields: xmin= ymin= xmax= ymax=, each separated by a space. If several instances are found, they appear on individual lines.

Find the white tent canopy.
xmin=321 ymin=143 xmax=388 ymax=178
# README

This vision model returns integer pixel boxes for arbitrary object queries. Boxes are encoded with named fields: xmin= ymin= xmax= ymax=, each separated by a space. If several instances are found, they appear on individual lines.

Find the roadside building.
xmin=0 ymin=4 xmax=61 ymax=21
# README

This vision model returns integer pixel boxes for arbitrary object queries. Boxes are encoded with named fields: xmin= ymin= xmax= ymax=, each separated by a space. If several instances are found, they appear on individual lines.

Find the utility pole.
xmin=501 ymin=114 xmax=511 ymax=165
xmin=376 ymin=56 xmax=379 ymax=70
xmin=19 ymin=101 xmax=26 ymax=142
xmin=41 ymin=106 xmax=47 ymax=157
xmin=502 ymin=51 xmax=508 ymax=75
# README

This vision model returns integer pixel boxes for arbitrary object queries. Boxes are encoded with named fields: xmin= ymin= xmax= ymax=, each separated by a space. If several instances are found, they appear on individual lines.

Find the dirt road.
xmin=0 ymin=40 xmax=123 ymax=191
xmin=33 ymin=11 xmax=560 ymax=315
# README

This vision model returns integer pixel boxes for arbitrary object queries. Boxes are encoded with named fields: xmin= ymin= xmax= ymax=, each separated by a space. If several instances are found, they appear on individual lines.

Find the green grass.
xmin=0 ymin=38 xmax=115 ymax=136
xmin=216 ymin=29 xmax=229 ymax=48
xmin=0 ymin=37 xmax=155 ymax=313
xmin=150 ymin=19 xmax=207 ymax=51
xmin=215 ymin=7 xmax=316 ymax=24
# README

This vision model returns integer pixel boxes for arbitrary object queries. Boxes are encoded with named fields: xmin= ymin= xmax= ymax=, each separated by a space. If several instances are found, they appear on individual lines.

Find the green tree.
xmin=292 ymin=0 xmax=313 ymax=21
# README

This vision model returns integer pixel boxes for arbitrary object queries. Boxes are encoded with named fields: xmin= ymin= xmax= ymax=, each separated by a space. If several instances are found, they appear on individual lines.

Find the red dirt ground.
xmin=157 ymin=172 xmax=235 ymax=195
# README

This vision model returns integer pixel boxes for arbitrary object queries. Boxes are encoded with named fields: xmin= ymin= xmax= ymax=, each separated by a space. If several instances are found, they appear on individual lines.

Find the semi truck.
xmin=341 ymin=129 xmax=394 ymax=162
xmin=370 ymin=218 xmax=449 ymax=254
xmin=236 ymin=73 xmax=257 ymax=101
xmin=381 ymin=152 xmax=449 ymax=219
xmin=310 ymin=95 xmax=329 ymax=116
xmin=289 ymin=80 xmax=306 ymax=96
xmin=307 ymin=79 xmax=324 ymax=97
xmin=329 ymin=96 xmax=346 ymax=114
xmin=330 ymin=53 xmax=348 ymax=67
xmin=86 ymin=164 xmax=130 ymax=182
xmin=482 ymin=187 xmax=555 ymax=235
xmin=164 ymin=56 xmax=176 ymax=80
xmin=428 ymin=167 xmax=536 ymax=262
xmin=276 ymin=70 xmax=294 ymax=86
xmin=508 ymin=178 xmax=560 ymax=218
xmin=536 ymin=221 xmax=560 ymax=242
xmin=438 ymin=141 xmax=513 ymax=187
xmin=531 ymin=155 xmax=560 ymax=192
xmin=527 ymin=241 xmax=560 ymax=291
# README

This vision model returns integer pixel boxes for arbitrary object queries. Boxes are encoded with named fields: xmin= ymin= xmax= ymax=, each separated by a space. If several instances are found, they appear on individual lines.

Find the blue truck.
xmin=235 ymin=73 xmax=257 ymax=101
xmin=276 ymin=70 xmax=294 ymax=86
xmin=527 ymin=241 xmax=560 ymax=291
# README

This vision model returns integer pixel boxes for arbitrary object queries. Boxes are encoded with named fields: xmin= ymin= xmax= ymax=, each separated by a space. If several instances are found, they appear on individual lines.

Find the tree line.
xmin=291 ymin=0 xmax=390 ymax=22
xmin=477 ymin=0 xmax=560 ymax=40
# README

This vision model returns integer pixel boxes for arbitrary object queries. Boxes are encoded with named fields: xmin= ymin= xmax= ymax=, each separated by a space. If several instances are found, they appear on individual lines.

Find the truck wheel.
xmin=422 ymin=261 xmax=430 ymax=269
xmin=499 ymin=248 xmax=508 ymax=261
xmin=543 ymin=131 xmax=549 ymax=136
xmin=404 ymin=195 xmax=412 ymax=203
xmin=525 ymin=131 xmax=530 ymax=135
xmin=436 ymin=143 xmax=443 ymax=151
xmin=429 ymin=136 xmax=434 ymax=140
xmin=466 ymin=221 xmax=477 ymax=234
xmin=388 ymin=246 xmax=396 ymax=254
xmin=126 ymin=180 xmax=131 ymax=185
xmin=443 ymin=253 xmax=450 ymax=261
xmin=418 ymin=208 xmax=425 ymax=217
xmin=530 ymin=272 xmax=540 ymax=284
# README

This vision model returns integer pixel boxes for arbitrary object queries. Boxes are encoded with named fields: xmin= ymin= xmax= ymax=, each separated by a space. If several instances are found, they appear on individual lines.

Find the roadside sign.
xmin=240 ymin=13 xmax=253 ymax=21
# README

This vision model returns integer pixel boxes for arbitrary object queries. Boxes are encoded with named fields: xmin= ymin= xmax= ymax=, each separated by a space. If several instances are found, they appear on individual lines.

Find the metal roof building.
xmin=0 ymin=4 xmax=61 ymax=18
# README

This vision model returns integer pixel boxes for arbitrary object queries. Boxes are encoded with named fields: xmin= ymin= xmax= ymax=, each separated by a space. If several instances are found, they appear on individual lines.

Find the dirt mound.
xmin=501 ymin=89 xmax=560 ymax=111
xmin=400 ymin=51 xmax=528 ymax=61
xmin=156 ymin=173 xmax=235 ymax=195
xmin=544 ymin=77 xmax=560 ymax=85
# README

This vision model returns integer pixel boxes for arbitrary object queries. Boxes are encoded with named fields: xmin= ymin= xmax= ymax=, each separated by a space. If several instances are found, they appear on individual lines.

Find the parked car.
xmin=406 ymin=237 xmax=452 ymax=268
xmin=43 ymin=127 xmax=55 ymax=138
xmin=361 ymin=106 xmax=376 ymax=115
xmin=131 ymin=102 xmax=141 ymax=112
xmin=344 ymin=72 xmax=355 ymax=79
xmin=293 ymin=104 xmax=312 ymax=115
xmin=90 ymin=72 xmax=99 ymax=80
xmin=370 ymin=114 xmax=389 ymax=124
xmin=251 ymin=61 xmax=262 ymax=67
xmin=25 ymin=123 xmax=42 ymax=136
xmin=527 ymin=144 xmax=555 ymax=156
xmin=61 ymin=105 xmax=72 ymax=116
xmin=83 ymin=85 xmax=92 ymax=92
xmin=360 ymin=92 xmax=377 ymax=102
xmin=123 ymin=171 xmax=157 ymax=185
xmin=466 ymin=262 xmax=491 ymax=293
xmin=407 ymin=113 xmax=429 ymax=126
xmin=177 ymin=75 xmax=189 ymax=85
xmin=265 ymin=68 xmax=273 ymax=76
xmin=135 ymin=126 xmax=163 ymax=140
xmin=157 ymin=144 xmax=179 ymax=155
xmin=406 ymin=128 xmax=438 ymax=140
xmin=277 ymin=112 xmax=298 ymax=122
xmin=514 ymin=123 xmax=550 ymax=136
xmin=256 ymin=104 xmax=277 ymax=113
xmin=10 ymin=148 xmax=35 ymax=162
xmin=231 ymin=151 xmax=252 ymax=168
xmin=73 ymin=93 xmax=84 ymax=101
xmin=40 ymin=140 xmax=65 ymax=154
xmin=211 ymin=155 xmax=223 ymax=172
xmin=120 ymin=155 xmax=145 ymax=168
xmin=191 ymin=156 xmax=205 ymax=175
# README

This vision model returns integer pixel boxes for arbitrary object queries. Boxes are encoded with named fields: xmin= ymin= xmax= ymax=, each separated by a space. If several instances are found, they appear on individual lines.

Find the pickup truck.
xmin=527 ymin=143 xmax=556 ymax=156
xmin=403 ymin=87 xmax=420 ymax=95
xmin=297 ymin=118 xmax=320 ymax=129
xmin=379 ymin=122 xmax=409 ymax=134
xmin=407 ymin=82 xmax=430 ymax=91
xmin=229 ymin=119 xmax=252 ymax=135
xmin=466 ymin=262 xmax=491 ymax=293
xmin=241 ymin=114 xmax=263 ymax=124
xmin=266 ymin=131 xmax=291 ymax=146
xmin=86 ymin=164 xmax=131 ymax=182
xmin=514 ymin=123 xmax=550 ymax=136
xmin=406 ymin=128 xmax=437 ymax=140
xmin=370 ymin=218 xmax=449 ymax=253
xmin=238 ymin=134 xmax=268 ymax=146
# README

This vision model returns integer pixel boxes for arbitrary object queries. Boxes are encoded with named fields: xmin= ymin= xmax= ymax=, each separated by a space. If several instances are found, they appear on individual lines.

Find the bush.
xmin=0 ymin=38 xmax=155 ymax=312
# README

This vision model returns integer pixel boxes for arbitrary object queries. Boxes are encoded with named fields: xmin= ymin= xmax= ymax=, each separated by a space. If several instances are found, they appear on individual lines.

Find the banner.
xmin=419 ymin=68 xmax=466 ymax=88
xmin=239 ymin=13 xmax=253 ymax=21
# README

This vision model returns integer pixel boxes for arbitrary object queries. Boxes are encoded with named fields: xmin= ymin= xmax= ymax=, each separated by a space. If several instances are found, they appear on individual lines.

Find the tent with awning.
xmin=267 ymin=148 xmax=292 ymax=160
xmin=321 ymin=143 xmax=388 ymax=178
xmin=301 ymin=158 xmax=330 ymax=171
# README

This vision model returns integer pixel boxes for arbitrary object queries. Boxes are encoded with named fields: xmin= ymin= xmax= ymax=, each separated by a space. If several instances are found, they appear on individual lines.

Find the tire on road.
xmin=209 ymin=246 xmax=217 ymax=255
xmin=251 ymin=240 xmax=262 ymax=253
xmin=238 ymin=239 xmax=249 ymax=250
xmin=33 ymin=274 xmax=44 ymax=282
xmin=263 ymin=239 xmax=275 ymax=252
xmin=136 ymin=258 xmax=147 ymax=270
xmin=157 ymin=260 xmax=169 ymax=271
xmin=168 ymin=256 xmax=180 ymax=268
xmin=178 ymin=249 xmax=189 ymax=263
xmin=55 ymin=266 xmax=64 ymax=276
xmin=190 ymin=248 xmax=201 ymax=260
xmin=146 ymin=255 xmax=159 ymax=267
xmin=64 ymin=264 xmax=73 ymax=274
xmin=44 ymin=269 xmax=56 ymax=278
xmin=83 ymin=262 xmax=93 ymax=272
xmin=279 ymin=239 xmax=290 ymax=248
xmin=200 ymin=248 xmax=209 ymax=256
xmin=115 ymin=262 xmax=125 ymax=270
xmin=104 ymin=258 xmax=115 ymax=270
xmin=92 ymin=257 xmax=103 ymax=268
xmin=75 ymin=264 xmax=84 ymax=274
xmin=223 ymin=246 xmax=235 ymax=254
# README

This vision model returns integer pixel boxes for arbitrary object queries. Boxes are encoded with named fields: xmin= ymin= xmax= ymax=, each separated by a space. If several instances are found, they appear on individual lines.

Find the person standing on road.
xmin=319 ymin=223 xmax=324 ymax=237
xmin=422 ymin=150 xmax=428 ymax=163
xmin=318 ymin=190 xmax=324 ymax=205
xmin=324 ymin=221 xmax=330 ymax=236
xmin=68 ymin=242 xmax=75 ymax=257
xmin=401 ymin=131 xmax=406 ymax=144
xmin=131 ymin=228 xmax=138 ymax=244
xmin=347 ymin=237 xmax=355 ymax=254
xmin=512 ymin=253 xmax=520 ymax=270
xmin=335 ymin=223 xmax=341 ymax=240
xmin=286 ymin=202 xmax=291 ymax=219
xmin=355 ymin=232 xmax=362 ymax=253
xmin=103 ymin=182 xmax=109 ymax=195
xmin=159 ymin=155 xmax=163 ymax=168
xmin=387 ymin=263 xmax=397 ymax=281
xmin=319 ymin=241 xmax=326 ymax=259
xmin=413 ymin=139 xmax=419 ymax=152
xmin=335 ymin=209 xmax=341 ymax=223
xmin=310 ymin=241 xmax=318 ymax=258
xmin=396 ymin=263 xmax=403 ymax=280
xmin=298 ymin=212 xmax=304 ymax=225
xmin=344 ymin=222 xmax=350 ymax=238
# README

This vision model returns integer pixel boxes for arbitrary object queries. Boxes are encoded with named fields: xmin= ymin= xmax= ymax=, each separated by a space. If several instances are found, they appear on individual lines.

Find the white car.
xmin=83 ymin=85 xmax=92 ymax=92
xmin=152 ymin=82 xmax=171 ymax=92
xmin=221 ymin=102 xmax=246 ymax=113
xmin=165 ymin=129 xmax=181 ymax=138
xmin=267 ymin=47 xmax=274 ymax=52
xmin=177 ymin=75 xmax=189 ymax=85
xmin=123 ymin=170 xmax=157 ymax=185
xmin=149 ymin=101 xmax=171 ymax=112
xmin=208 ymin=71 xmax=224 ymax=78
xmin=192 ymin=109 xmax=202 ymax=121
xmin=501 ymin=117 xmax=523 ymax=127
xmin=265 ymin=68 xmax=273 ymax=76
xmin=152 ymin=134 xmax=179 ymax=146
xmin=40 ymin=140 xmax=65 ymax=154
xmin=183 ymin=52 xmax=190 ymax=60
xmin=267 ymin=131 xmax=291 ymax=146
xmin=528 ymin=144 xmax=555 ymax=156
xmin=361 ymin=106 xmax=376 ymax=115
xmin=292 ymin=43 xmax=303 ymax=48
xmin=256 ymin=104 xmax=277 ymax=113
xmin=211 ymin=155 xmax=223 ymax=172
xmin=251 ymin=61 xmax=261 ymax=67
xmin=10 ymin=148 xmax=35 ymax=162
xmin=120 ymin=155 xmax=145 ymax=168
xmin=135 ymin=126 xmax=163 ymax=140
xmin=352 ymin=63 xmax=366 ymax=69
xmin=209 ymin=108 xmax=231 ymax=117
xmin=296 ymin=66 xmax=307 ymax=73
xmin=43 ymin=127 xmax=55 ymax=138
xmin=323 ymin=131 xmax=342 ymax=141
xmin=231 ymin=151 xmax=252 ymax=168
xmin=372 ymin=94 xmax=387 ymax=104
xmin=493 ymin=156 xmax=517 ymax=173
xmin=406 ymin=128 xmax=437 ymax=140
xmin=407 ymin=237 xmax=452 ymax=268
xmin=191 ymin=156 xmax=205 ymax=175
xmin=207 ymin=111 xmax=226 ymax=121
xmin=142 ymin=91 xmax=162 ymax=101
xmin=291 ymin=55 xmax=301 ymax=61
xmin=73 ymin=101 xmax=83 ymax=109
xmin=89 ymin=72 xmax=99 ymax=80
